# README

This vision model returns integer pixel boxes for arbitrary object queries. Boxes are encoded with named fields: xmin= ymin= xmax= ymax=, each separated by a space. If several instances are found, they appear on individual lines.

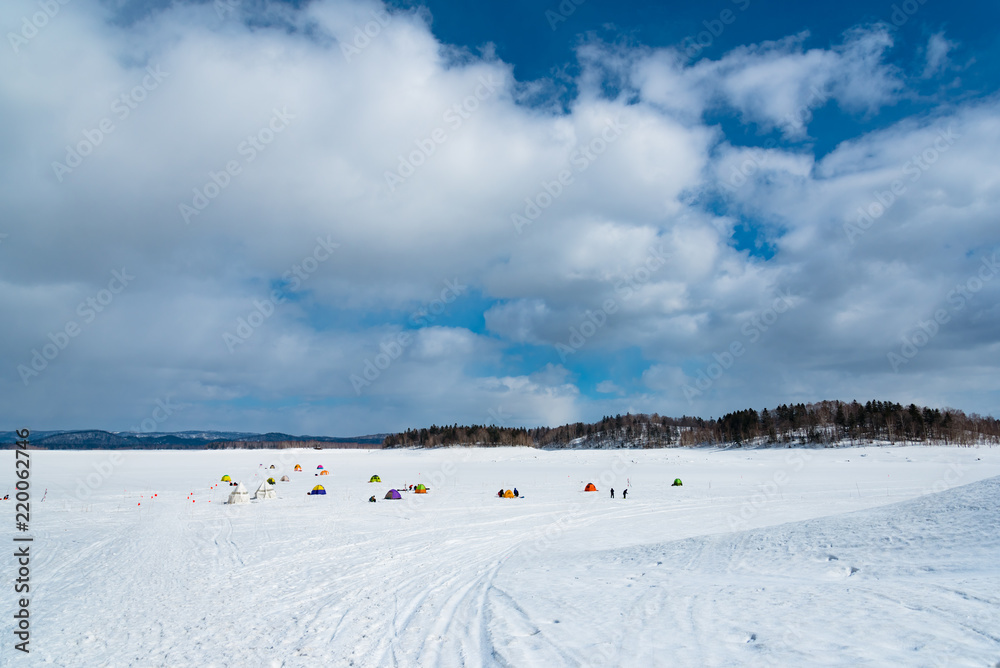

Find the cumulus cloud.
xmin=634 ymin=25 xmax=904 ymax=137
xmin=1 ymin=0 xmax=997 ymax=433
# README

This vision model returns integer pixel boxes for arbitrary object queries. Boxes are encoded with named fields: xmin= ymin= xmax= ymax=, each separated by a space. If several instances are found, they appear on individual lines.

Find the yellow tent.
xmin=221 ymin=475 xmax=231 ymax=482
xmin=503 ymin=489 xmax=514 ymax=498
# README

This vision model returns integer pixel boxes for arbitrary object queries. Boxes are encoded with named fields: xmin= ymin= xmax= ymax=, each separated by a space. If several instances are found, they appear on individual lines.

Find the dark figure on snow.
xmin=498 ymin=489 xmax=504 ymax=497
xmin=623 ymin=489 xmax=628 ymax=499
xmin=514 ymin=488 xmax=519 ymax=497
xmin=369 ymin=496 xmax=376 ymax=503
xmin=610 ymin=488 xmax=614 ymax=498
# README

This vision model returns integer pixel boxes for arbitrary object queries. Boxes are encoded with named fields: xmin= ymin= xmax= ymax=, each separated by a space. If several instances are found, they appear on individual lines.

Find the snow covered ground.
xmin=3 ymin=445 xmax=999 ymax=667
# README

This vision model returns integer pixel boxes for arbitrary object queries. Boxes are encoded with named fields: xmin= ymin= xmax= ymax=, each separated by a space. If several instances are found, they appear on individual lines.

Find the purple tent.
xmin=384 ymin=489 xmax=402 ymax=500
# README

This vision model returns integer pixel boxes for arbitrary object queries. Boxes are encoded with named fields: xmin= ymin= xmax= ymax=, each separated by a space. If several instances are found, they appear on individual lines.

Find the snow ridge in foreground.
xmin=504 ymin=476 xmax=1000 ymax=667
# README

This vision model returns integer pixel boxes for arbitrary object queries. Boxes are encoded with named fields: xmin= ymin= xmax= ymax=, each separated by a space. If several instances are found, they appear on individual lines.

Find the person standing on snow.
xmin=610 ymin=488 xmax=614 ymax=498
xmin=622 ymin=489 xmax=628 ymax=499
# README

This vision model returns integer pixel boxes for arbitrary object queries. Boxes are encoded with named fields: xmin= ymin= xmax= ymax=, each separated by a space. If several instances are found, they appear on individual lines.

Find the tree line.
xmin=382 ymin=400 xmax=1000 ymax=448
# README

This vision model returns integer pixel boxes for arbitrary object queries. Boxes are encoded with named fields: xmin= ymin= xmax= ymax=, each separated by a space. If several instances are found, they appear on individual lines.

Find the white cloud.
xmin=922 ymin=32 xmax=956 ymax=78
xmin=1 ymin=0 xmax=997 ymax=433
xmin=595 ymin=379 xmax=622 ymax=394
xmin=634 ymin=26 xmax=903 ymax=137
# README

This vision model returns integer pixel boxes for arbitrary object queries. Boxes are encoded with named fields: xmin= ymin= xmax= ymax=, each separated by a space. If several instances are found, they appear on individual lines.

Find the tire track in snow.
xmin=484 ymin=585 xmax=584 ymax=667
xmin=411 ymin=552 xmax=511 ymax=667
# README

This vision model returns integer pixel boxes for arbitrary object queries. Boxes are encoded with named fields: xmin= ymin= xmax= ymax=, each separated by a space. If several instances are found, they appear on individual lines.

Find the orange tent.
xmin=294 ymin=465 xmax=302 ymax=471
xmin=584 ymin=483 xmax=597 ymax=492
xmin=319 ymin=470 xmax=330 ymax=476
xmin=414 ymin=483 xmax=427 ymax=494
xmin=503 ymin=489 xmax=514 ymax=498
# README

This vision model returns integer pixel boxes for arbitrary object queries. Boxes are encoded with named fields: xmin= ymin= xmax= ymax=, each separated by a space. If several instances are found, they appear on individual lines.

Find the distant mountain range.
xmin=0 ymin=430 xmax=387 ymax=449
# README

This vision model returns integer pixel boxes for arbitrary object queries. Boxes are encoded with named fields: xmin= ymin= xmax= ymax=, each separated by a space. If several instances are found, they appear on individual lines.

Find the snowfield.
xmin=3 ymin=445 xmax=999 ymax=667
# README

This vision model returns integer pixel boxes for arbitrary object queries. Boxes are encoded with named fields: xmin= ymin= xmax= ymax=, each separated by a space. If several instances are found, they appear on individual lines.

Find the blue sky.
xmin=1 ymin=0 xmax=998 ymax=435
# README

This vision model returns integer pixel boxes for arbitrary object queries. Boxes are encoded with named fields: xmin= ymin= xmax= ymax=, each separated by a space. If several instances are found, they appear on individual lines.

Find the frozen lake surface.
xmin=3 ymin=445 xmax=999 ymax=667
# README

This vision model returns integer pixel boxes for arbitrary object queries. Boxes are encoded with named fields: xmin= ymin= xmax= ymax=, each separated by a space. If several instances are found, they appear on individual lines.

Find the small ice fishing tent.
xmin=310 ymin=485 xmax=326 ymax=495
xmin=221 ymin=475 xmax=232 ymax=482
xmin=385 ymin=489 xmax=402 ymax=500
xmin=503 ymin=489 xmax=514 ymax=498
xmin=255 ymin=480 xmax=276 ymax=500
xmin=266 ymin=477 xmax=276 ymax=485
xmin=369 ymin=475 xmax=381 ymax=483
xmin=227 ymin=482 xmax=249 ymax=504
xmin=280 ymin=475 xmax=290 ymax=482
xmin=584 ymin=483 xmax=597 ymax=492
xmin=319 ymin=470 xmax=330 ymax=476
xmin=269 ymin=465 xmax=276 ymax=469
xmin=672 ymin=478 xmax=683 ymax=486
xmin=317 ymin=465 xmax=324 ymax=470
xmin=414 ymin=483 xmax=427 ymax=494
xmin=294 ymin=465 xmax=302 ymax=471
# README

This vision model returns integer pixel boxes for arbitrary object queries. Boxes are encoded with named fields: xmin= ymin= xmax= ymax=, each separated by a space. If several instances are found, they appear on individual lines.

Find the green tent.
xmin=414 ymin=483 xmax=427 ymax=494
xmin=369 ymin=475 xmax=381 ymax=483
xmin=672 ymin=478 xmax=683 ymax=486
